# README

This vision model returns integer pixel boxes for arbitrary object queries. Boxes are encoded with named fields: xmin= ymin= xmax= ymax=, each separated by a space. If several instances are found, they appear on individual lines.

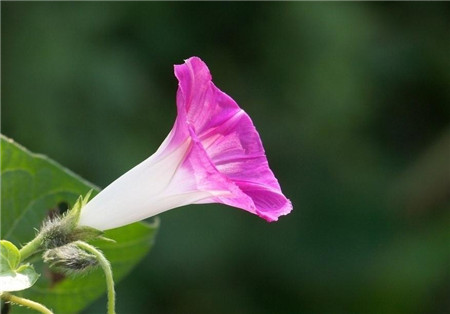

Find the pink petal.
xmin=173 ymin=57 xmax=292 ymax=221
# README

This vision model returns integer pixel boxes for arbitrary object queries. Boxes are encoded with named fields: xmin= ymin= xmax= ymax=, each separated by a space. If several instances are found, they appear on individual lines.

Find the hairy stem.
xmin=19 ymin=234 xmax=44 ymax=262
xmin=75 ymin=241 xmax=116 ymax=314
xmin=1 ymin=292 xmax=53 ymax=314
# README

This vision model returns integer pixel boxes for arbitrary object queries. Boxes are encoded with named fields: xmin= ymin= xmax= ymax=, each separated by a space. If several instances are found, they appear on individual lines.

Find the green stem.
xmin=1 ymin=292 xmax=53 ymax=314
xmin=76 ymin=241 xmax=116 ymax=314
xmin=19 ymin=234 xmax=44 ymax=262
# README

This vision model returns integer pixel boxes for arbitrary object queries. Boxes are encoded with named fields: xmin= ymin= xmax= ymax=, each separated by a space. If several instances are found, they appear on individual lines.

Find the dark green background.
xmin=2 ymin=2 xmax=449 ymax=314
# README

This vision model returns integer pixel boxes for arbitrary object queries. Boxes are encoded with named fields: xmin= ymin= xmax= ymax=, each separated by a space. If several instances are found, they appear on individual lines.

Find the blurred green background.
xmin=2 ymin=2 xmax=449 ymax=314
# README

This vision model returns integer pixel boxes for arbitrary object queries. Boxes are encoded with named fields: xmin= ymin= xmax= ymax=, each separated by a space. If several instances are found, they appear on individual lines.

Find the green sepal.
xmin=96 ymin=236 xmax=116 ymax=243
xmin=0 ymin=240 xmax=40 ymax=292
xmin=70 ymin=226 xmax=103 ymax=243
xmin=39 ymin=190 xmax=101 ymax=249
xmin=63 ymin=190 xmax=93 ymax=229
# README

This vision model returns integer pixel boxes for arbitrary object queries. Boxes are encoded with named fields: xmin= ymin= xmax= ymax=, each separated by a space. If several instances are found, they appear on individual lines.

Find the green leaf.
xmin=1 ymin=134 xmax=158 ymax=313
xmin=0 ymin=240 xmax=39 ymax=292
xmin=1 ymin=240 xmax=20 ymax=270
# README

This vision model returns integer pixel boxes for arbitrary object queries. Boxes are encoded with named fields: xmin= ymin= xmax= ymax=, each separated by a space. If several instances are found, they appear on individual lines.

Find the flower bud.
xmin=43 ymin=244 xmax=98 ymax=276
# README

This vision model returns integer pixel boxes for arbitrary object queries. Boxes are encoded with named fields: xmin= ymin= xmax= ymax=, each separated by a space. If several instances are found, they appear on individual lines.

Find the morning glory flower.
xmin=78 ymin=57 xmax=292 ymax=231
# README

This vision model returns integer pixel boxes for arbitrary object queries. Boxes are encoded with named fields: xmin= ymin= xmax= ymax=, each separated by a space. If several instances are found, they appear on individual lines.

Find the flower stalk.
xmin=0 ymin=292 xmax=53 ymax=314
xmin=75 ymin=241 xmax=116 ymax=314
xmin=19 ymin=233 xmax=44 ymax=262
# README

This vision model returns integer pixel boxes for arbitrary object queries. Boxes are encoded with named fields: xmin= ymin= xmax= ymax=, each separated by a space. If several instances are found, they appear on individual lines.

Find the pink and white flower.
xmin=78 ymin=57 xmax=292 ymax=231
